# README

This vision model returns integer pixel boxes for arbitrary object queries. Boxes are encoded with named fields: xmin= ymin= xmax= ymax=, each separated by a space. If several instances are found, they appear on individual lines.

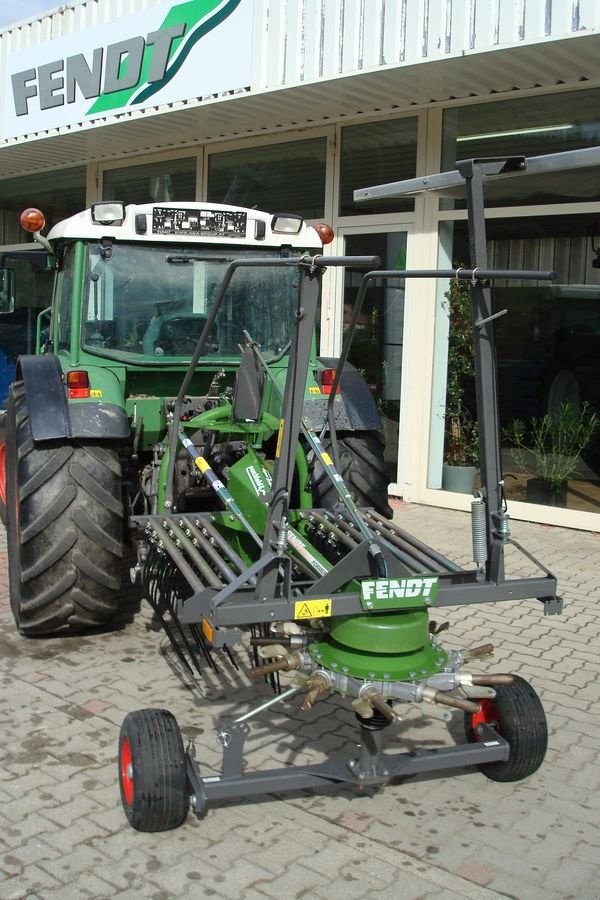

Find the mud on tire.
xmin=311 ymin=430 xmax=392 ymax=518
xmin=6 ymin=381 xmax=124 ymax=635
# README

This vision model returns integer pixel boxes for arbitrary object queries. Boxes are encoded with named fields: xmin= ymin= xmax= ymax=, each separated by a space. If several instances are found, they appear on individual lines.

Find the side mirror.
xmin=0 ymin=267 xmax=16 ymax=313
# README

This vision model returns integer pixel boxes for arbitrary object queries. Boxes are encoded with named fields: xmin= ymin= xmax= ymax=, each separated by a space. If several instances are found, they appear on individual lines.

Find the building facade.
xmin=1 ymin=0 xmax=600 ymax=530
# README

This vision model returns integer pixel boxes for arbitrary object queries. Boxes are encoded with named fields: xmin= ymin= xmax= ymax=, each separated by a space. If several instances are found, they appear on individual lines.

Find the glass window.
xmin=0 ymin=167 xmax=85 ymax=245
xmin=207 ymin=139 xmax=327 ymax=219
xmin=103 ymin=157 xmax=196 ymax=205
xmin=344 ymin=231 xmax=408 ymax=480
xmin=439 ymin=215 xmax=600 ymax=512
xmin=339 ymin=118 xmax=418 ymax=216
xmin=442 ymin=89 xmax=600 ymax=207
xmin=56 ymin=243 xmax=77 ymax=353
xmin=80 ymin=242 xmax=303 ymax=362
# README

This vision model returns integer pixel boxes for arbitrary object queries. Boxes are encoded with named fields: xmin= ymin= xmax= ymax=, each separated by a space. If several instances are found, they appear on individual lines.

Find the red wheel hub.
xmin=0 ymin=442 xmax=6 ymax=508
xmin=120 ymin=737 xmax=134 ymax=806
xmin=471 ymin=698 xmax=501 ymax=738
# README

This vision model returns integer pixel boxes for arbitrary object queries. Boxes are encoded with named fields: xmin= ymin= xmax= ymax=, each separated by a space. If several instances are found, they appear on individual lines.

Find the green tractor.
xmin=0 ymin=158 xmax=563 ymax=830
xmin=0 ymin=201 xmax=390 ymax=636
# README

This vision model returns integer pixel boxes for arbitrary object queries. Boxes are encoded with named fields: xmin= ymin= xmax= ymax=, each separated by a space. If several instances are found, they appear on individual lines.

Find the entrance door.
xmin=343 ymin=231 xmax=408 ymax=488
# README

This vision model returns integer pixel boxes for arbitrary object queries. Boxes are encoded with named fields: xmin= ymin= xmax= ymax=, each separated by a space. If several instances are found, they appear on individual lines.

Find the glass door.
xmin=343 ymin=231 xmax=408 ymax=486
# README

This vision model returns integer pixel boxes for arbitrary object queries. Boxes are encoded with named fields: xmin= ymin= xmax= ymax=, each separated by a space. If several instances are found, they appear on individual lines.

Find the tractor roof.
xmin=47 ymin=201 xmax=321 ymax=248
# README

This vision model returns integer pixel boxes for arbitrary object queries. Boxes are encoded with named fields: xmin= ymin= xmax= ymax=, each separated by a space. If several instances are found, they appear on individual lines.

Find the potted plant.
xmin=503 ymin=401 xmax=599 ymax=506
xmin=441 ymin=276 xmax=479 ymax=493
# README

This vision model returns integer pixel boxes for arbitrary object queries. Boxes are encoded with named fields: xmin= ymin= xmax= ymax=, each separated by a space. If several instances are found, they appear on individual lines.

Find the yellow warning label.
xmin=294 ymin=599 xmax=332 ymax=619
xmin=195 ymin=457 xmax=210 ymax=474
xmin=90 ymin=389 xmax=103 ymax=398
xmin=321 ymin=452 xmax=333 ymax=466
xmin=275 ymin=418 xmax=285 ymax=458
xmin=308 ymin=387 xmax=321 ymax=395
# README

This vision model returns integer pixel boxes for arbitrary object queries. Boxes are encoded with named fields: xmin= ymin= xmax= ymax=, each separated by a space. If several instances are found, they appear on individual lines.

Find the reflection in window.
xmin=442 ymin=88 xmax=600 ymax=207
xmin=81 ymin=243 xmax=301 ymax=361
xmin=344 ymin=232 xmax=407 ymax=481
xmin=444 ymin=216 xmax=600 ymax=511
xmin=0 ymin=167 xmax=85 ymax=245
xmin=340 ymin=118 xmax=417 ymax=216
xmin=208 ymin=139 xmax=326 ymax=219
xmin=103 ymin=158 xmax=196 ymax=205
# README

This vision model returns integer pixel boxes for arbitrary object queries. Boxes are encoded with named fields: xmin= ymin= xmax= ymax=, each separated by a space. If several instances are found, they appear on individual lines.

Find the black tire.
xmin=544 ymin=368 xmax=581 ymax=418
xmin=118 ymin=708 xmax=188 ymax=832
xmin=5 ymin=381 xmax=124 ymax=635
xmin=464 ymin=675 xmax=547 ymax=782
xmin=311 ymin=430 xmax=392 ymax=518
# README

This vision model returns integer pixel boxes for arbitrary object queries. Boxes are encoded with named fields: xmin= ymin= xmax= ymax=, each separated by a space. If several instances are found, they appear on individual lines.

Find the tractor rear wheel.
xmin=6 ymin=381 xmax=124 ymax=635
xmin=464 ymin=675 xmax=547 ymax=782
xmin=311 ymin=430 xmax=392 ymax=518
xmin=119 ymin=708 xmax=188 ymax=832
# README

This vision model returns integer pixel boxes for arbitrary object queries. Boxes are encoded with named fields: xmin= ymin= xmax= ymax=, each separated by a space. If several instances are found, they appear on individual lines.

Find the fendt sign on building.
xmin=2 ymin=0 xmax=252 ymax=140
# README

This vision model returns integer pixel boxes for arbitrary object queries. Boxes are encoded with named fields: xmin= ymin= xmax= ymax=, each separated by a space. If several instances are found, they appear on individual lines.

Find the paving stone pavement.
xmin=1 ymin=501 xmax=599 ymax=899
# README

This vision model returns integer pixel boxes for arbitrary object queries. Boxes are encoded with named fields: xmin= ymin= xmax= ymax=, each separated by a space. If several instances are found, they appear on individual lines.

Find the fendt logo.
xmin=4 ymin=0 xmax=249 ymax=137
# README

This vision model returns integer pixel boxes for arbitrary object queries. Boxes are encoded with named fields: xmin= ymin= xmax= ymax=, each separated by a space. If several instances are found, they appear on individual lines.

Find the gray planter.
xmin=526 ymin=477 xmax=567 ymax=507
xmin=442 ymin=464 xmax=477 ymax=494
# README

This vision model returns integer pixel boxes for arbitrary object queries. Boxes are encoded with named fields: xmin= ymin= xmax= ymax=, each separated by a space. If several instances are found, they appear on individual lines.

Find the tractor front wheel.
xmin=465 ymin=675 xmax=547 ymax=782
xmin=6 ymin=381 xmax=124 ymax=635
xmin=119 ymin=708 xmax=189 ymax=832
xmin=311 ymin=430 xmax=392 ymax=518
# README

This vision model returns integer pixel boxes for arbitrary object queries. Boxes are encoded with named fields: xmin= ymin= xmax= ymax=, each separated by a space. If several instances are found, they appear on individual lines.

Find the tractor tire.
xmin=311 ymin=430 xmax=392 ymax=518
xmin=464 ymin=675 xmax=547 ymax=782
xmin=5 ymin=381 xmax=124 ymax=635
xmin=118 ymin=708 xmax=188 ymax=832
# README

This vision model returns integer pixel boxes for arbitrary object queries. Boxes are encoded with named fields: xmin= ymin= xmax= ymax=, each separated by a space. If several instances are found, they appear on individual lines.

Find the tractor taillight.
xmin=67 ymin=370 xmax=90 ymax=399
xmin=320 ymin=368 xmax=339 ymax=395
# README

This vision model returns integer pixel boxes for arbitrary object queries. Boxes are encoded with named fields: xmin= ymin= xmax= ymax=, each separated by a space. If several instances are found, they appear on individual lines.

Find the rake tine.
xmin=146 ymin=596 xmax=196 ymax=677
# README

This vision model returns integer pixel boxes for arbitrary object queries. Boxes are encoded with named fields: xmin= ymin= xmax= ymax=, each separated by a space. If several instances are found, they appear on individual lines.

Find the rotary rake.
xmin=119 ymin=157 xmax=562 ymax=831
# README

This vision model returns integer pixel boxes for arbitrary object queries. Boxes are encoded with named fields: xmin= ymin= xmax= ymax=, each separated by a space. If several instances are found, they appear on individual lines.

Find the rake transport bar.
xmin=121 ymin=157 xmax=561 ymax=831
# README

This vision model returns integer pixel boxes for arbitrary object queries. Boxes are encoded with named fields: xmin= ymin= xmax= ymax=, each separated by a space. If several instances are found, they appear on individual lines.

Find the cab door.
xmin=0 ymin=249 xmax=53 ymax=408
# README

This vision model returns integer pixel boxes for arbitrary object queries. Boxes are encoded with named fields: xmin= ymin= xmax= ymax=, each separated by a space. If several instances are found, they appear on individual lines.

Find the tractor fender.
xmin=316 ymin=357 xmax=382 ymax=432
xmin=16 ymin=354 xmax=130 ymax=442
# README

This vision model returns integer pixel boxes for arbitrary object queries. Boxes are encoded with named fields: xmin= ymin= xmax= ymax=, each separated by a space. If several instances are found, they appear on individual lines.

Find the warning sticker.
xmin=90 ymin=389 xmax=103 ymax=398
xmin=308 ymin=387 xmax=321 ymax=395
xmin=194 ymin=457 xmax=210 ymax=474
xmin=275 ymin=418 xmax=285 ymax=458
xmin=294 ymin=599 xmax=332 ymax=619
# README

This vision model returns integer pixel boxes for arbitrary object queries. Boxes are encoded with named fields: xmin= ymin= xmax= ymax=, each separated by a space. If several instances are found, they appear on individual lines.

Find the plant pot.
xmin=442 ymin=464 xmax=477 ymax=494
xmin=526 ymin=477 xmax=567 ymax=507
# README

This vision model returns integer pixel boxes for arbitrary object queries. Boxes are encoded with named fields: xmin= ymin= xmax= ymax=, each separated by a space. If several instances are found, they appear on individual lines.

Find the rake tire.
xmin=119 ymin=708 xmax=188 ymax=832
xmin=6 ymin=381 xmax=124 ymax=635
xmin=465 ymin=675 xmax=548 ymax=782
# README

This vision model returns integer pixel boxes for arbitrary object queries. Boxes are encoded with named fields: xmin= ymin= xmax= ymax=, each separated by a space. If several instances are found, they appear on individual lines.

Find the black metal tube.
xmin=180 ymin=517 xmax=239 ymax=583
xmin=311 ymin=255 xmax=381 ymax=268
xmin=193 ymin=517 xmax=257 ymax=583
xmin=152 ymin=521 xmax=205 ymax=593
xmin=350 ymin=267 xmax=556 ymax=281
xmin=308 ymin=511 xmax=360 ymax=550
xmin=164 ymin=520 xmax=223 ymax=588
xmin=364 ymin=510 xmax=463 ymax=573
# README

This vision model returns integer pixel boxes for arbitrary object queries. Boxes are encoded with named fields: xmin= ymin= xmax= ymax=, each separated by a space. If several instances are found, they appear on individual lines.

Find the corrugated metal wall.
xmin=252 ymin=0 xmax=600 ymax=89
xmin=1 ymin=0 xmax=598 ymax=83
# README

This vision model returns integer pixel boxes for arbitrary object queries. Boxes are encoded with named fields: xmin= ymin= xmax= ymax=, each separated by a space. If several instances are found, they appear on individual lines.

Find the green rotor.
xmin=310 ymin=611 xmax=448 ymax=682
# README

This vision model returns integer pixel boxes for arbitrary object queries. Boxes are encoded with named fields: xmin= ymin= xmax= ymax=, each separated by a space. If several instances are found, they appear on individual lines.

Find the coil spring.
xmin=471 ymin=494 xmax=488 ymax=565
